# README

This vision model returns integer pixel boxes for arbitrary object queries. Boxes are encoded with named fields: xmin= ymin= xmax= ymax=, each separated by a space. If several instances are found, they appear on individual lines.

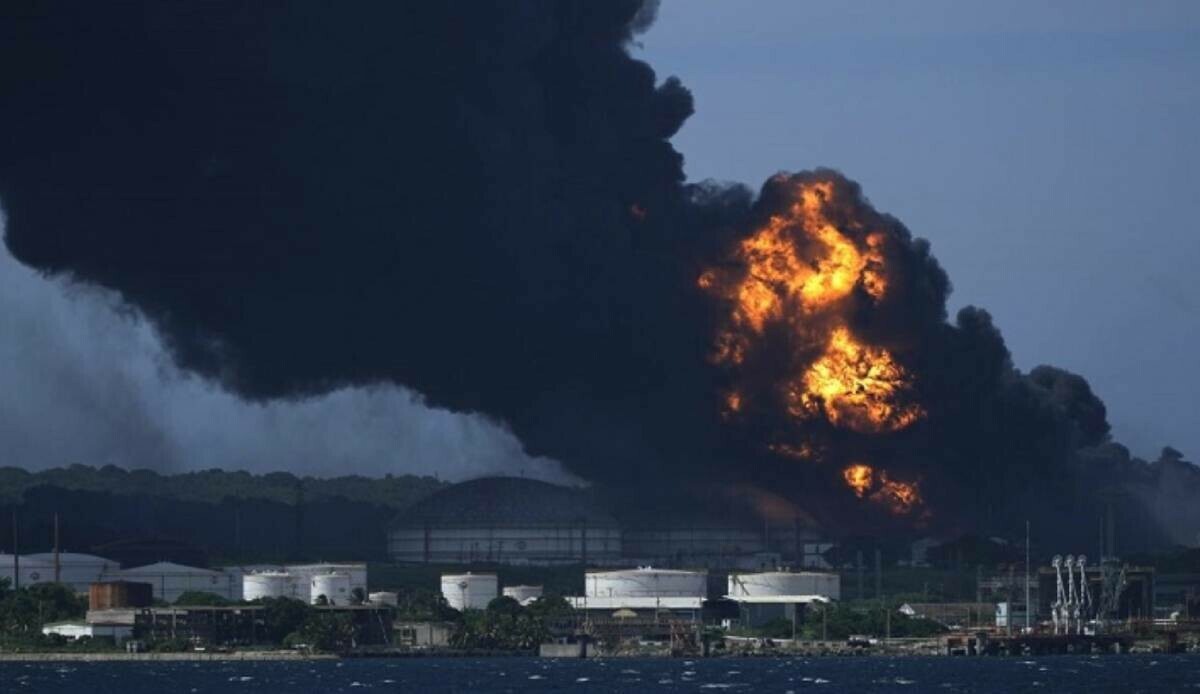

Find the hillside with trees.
xmin=0 ymin=465 xmax=448 ymax=564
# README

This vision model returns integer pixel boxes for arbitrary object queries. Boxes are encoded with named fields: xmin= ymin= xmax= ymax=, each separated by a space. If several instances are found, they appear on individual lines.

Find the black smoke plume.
xmin=0 ymin=1 xmax=1188 ymax=546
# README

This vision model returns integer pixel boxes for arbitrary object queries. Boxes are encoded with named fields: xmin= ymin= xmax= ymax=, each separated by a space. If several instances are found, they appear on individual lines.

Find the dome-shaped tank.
xmin=369 ymin=591 xmax=398 ymax=607
xmin=311 ymin=572 xmax=352 ymax=605
xmin=586 ymin=567 xmax=707 ymax=599
xmin=243 ymin=571 xmax=293 ymax=601
xmin=502 ymin=584 xmax=543 ymax=605
xmin=441 ymin=573 xmax=498 ymax=611
xmin=727 ymin=571 xmax=840 ymax=599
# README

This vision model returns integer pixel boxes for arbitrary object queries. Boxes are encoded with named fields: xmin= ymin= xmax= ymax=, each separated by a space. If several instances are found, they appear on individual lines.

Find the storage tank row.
xmin=241 ymin=567 xmax=362 ymax=605
xmin=230 ymin=563 xmax=367 ymax=604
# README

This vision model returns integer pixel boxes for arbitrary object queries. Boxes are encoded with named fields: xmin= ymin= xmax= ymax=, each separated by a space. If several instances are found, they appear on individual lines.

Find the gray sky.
xmin=638 ymin=0 xmax=1200 ymax=460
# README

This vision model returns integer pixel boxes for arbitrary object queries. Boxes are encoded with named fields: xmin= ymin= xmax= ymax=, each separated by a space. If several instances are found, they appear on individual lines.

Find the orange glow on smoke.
xmin=770 ymin=442 xmax=818 ymax=461
xmin=792 ymin=326 xmax=923 ymax=433
xmin=872 ymin=474 xmax=922 ymax=515
xmin=723 ymin=391 xmax=742 ymax=418
xmin=700 ymin=175 xmax=923 ymax=438
xmin=843 ymin=463 xmax=873 ymax=498
xmin=842 ymin=464 xmax=923 ymax=515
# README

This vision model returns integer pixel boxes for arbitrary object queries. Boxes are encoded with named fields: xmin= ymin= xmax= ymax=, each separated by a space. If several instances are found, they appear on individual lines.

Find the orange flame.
xmin=872 ymin=474 xmax=922 ymax=515
xmin=843 ymin=463 xmax=873 ymax=497
xmin=842 ymin=464 xmax=923 ymax=515
xmin=700 ymin=175 xmax=923 ymax=438
xmin=718 ymin=180 xmax=886 ymax=336
xmin=723 ymin=391 xmax=743 ymax=418
xmin=791 ymin=326 xmax=923 ymax=433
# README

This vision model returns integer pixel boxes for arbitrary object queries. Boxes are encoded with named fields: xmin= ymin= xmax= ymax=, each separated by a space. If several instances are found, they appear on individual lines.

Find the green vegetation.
xmin=798 ymin=602 xmax=948 ymax=641
xmin=0 ymin=578 xmax=99 ymax=652
xmin=448 ymin=596 xmax=572 ymax=651
xmin=391 ymin=586 xmax=460 ymax=622
xmin=174 ymin=591 xmax=232 ymax=606
xmin=0 ymin=579 xmax=87 ymax=639
xmin=1 ymin=465 xmax=448 ymax=563
xmin=0 ymin=464 xmax=445 ymax=509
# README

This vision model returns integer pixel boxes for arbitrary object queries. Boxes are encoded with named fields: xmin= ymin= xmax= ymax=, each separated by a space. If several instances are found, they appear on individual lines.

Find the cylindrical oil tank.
xmin=441 ymin=573 xmax=498 ymax=611
xmin=502 ymin=584 xmax=543 ymax=604
xmin=243 ymin=571 xmax=293 ymax=601
xmin=89 ymin=581 xmax=154 ymax=610
xmin=369 ymin=591 xmax=398 ymax=607
xmin=311 ymin=572 xmax=352 ymax=605
xmin=727 ymin=571 xmax=841 ymax=600
xmin=586 ymin=567 xmax=707 ymax=598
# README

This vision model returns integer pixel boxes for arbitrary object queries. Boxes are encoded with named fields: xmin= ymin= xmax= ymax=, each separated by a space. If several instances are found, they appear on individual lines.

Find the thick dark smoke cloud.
xmin=0 ymin=214 xmax=573 ymax=482
xmin=1 ymin=1 xmax=1191 ymax=544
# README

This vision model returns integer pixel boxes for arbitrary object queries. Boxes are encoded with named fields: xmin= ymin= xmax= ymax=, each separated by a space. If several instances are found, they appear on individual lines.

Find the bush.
xmin=174 ymin=591 xmax=231 ymax=606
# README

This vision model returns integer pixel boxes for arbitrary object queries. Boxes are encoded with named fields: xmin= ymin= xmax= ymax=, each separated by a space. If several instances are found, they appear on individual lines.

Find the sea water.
xmin=2 ymin=654 xmax=1198 ymax=693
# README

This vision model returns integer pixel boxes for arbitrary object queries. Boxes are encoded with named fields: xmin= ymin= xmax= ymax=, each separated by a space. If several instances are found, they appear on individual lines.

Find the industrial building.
xmin=42 ymin=620 xmax=133 ymax=643
xmin=388 ymin=477 xmax=825 ymax=569
xmin=83 ymin=605 xmax=393 ymax=646
xmin=389 ymin=478 xmax=622 ymax=565
xmin=0 ymin=552 xmax=118 ymax=592
xmin=100 ymin=561 xmax=239 ymax=603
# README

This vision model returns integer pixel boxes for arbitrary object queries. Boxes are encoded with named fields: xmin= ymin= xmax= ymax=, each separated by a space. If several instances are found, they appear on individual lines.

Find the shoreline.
xmin=0 ymin=651 xmax=337 ymax=662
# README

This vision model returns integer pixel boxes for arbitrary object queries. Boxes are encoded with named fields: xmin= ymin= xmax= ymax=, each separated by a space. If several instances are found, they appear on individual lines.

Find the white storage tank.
xmin=311 ymin=572 xmax=352 ymax=605
xmin=369 ymin=591 xmax=399 ymax=607
xmin=441 ymin=573 xmax=498 ymax=611
xmin=586 ymin=567 xmax=707 ymax=599
xmin=243 ymin=572 xmax=293 ymax=601
xmin=727 ymin=571 xmax=841 ymax=600
xmin=502 ymin=584 xmax=543 ymax=605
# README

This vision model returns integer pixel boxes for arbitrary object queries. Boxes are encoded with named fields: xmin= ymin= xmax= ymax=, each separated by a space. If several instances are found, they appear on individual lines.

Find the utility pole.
xmin=856 ymin=550 xmax=864 ymax=601
xmin=54 ymin=512 xmax=61 ymax=584
xmin=12 ymin=509 xmax=19 ymax=590
xmin=874 ymin=549 xmax=882 ymax=604
xmin=1007 ymin=563 xmax=1014 ymax=636
xmin=1024 ymin=520 xmax=1031 ymax=632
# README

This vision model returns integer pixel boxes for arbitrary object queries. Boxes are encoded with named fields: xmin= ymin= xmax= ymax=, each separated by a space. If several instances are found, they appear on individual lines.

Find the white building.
xmin=101 ymin=561 xmax=239 ymax=603
xmin=42 ymin=621 xmax=132 ymax=642
xmin=441 ymin=573 xmax=498 ymax=611
xmin=389 ymin=478 xmax=621 ymax=565
xmin=503 ymin=585 xmax=544 ymax=606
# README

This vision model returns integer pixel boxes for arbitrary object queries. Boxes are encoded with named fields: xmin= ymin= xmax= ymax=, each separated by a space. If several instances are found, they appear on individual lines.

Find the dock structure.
xmin=948 ymin=632 xmax=1135 ymax=656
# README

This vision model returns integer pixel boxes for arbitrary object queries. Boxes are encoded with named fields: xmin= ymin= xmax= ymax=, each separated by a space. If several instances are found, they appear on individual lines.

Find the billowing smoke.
xmin=0 ymin=210 xmax=573 ymax=482
xmin=0 ymin=1 xmax=1189 ymax=544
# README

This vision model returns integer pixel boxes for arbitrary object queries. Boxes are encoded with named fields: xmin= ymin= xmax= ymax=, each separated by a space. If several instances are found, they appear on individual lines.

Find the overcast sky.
xmin=638 ymin=0 xmax=1200 ymax=460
